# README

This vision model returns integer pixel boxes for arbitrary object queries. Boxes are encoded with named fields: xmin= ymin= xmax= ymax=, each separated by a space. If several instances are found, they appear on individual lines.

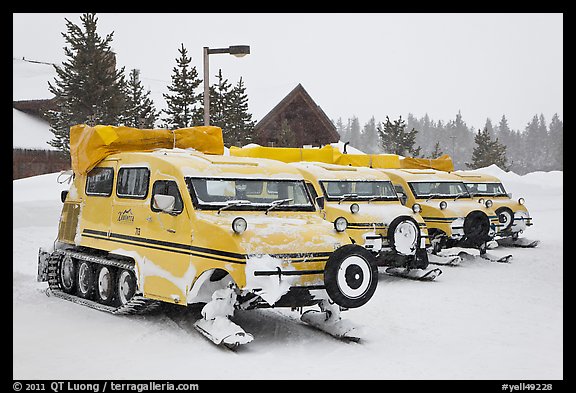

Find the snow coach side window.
xmin=116 ymin=167 xmax=150 ymax=199
xmin=86 ymin=167 xmax=114 ymax=197
xmin=151 ymin=180 xmax=183 ymax=214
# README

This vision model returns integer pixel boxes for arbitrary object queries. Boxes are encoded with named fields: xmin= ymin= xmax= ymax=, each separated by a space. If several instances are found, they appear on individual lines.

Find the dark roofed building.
xmin=254 ymin=84 xmax=339 ymax=147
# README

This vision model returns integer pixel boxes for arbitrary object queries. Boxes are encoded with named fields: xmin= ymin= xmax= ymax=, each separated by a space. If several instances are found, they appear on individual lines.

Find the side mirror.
xmin=397 ymin=192 xmax=407 ymax=205
xmin=507 ymin=192 xmax=513 ymax=199
xmin=153 ymin=194 xmax=176 ymax=213
xmin=315 ymin=196 xmax=325 ymax=210
xmin=60 ymin=190 xmax=69 ymax=203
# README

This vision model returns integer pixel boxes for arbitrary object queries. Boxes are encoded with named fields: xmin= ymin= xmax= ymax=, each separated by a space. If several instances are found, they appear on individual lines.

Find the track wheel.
xmin=77 ymin=260 xmax=95 ymax=299
xmin=117 ymin=269 xmax=137 ymax=306
xmin=59 ymin=254 xmax=76 ymax=294
xmin=96 ymin=265 xmax=116 ymax=305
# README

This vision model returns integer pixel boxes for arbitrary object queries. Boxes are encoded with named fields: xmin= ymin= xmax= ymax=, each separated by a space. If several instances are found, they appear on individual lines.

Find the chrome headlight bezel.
xmin=232 ymin=217 xmax=248 ymax=234
xmin=350 ymin=203 xmax=360 ymax=214
xmin=412 ymin=203 xmax=422 ymax=213
xmin=518 ymin=197 xmax=525 ymax=205
xmin=485 ymin=199 xmax=493 ymax=208
xmin=334 ymin=216 xmax=348 ymax=232
xmin=439 ymin=201 xmax=447 ymax=210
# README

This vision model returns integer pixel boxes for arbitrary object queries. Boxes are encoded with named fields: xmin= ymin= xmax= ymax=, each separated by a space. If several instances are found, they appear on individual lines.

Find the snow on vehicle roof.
xmin=289 ymin=161 xmax=392 ymax=181
xmin=105 ymin=148 xmax=304 ymax=179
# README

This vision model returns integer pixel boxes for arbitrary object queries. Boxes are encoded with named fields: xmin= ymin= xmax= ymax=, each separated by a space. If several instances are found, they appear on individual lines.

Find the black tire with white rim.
xmin=77 ymin=260 xmax=95 ymax=299
xmin=496 ymin=207 xmax=514 ymax=232
xmin=387 ymin=216 xmax=421 ymax=256
xmin=96 ymin=265 xmax=116 ymax=305
xmin=324 ymin=244 xmax=378 ymax=309
xmin=117 ymin=269 xmax=137 ymax=306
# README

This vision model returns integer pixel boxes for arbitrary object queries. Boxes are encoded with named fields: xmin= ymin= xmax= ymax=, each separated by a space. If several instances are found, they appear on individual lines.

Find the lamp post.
xmin=203 ymin=45 xmax=250 ymax=126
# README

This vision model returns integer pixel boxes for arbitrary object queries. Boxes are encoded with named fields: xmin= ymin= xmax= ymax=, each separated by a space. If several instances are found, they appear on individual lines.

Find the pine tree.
xmin=162 ymin=43 xmax=202 ymax=129
xmin=430 ymin=141 xmax=443 ymax=158
xmin=47 ymin=13 xmax=127 ymax=154
xmin=466 ymin=128 xmax=509 ymax=170
xmin=276 ymin=119 xmax=297 ymax=147
xmin=123 ymin=69 xmax=158 ymax=128
xmin=209 ymin=69 xmax=233 ymax=143
xmin=347 ymin=116 xmax=362 ymax=149
xmin=377 ymin=115 xmax=421 ymax=156
xmin=360 ymin=116 xmax=379 ymax=153
xmin=548 ymin=113 xmax=563 ymax=170
xmin=228 ymin=76 xmax=256 ymax=147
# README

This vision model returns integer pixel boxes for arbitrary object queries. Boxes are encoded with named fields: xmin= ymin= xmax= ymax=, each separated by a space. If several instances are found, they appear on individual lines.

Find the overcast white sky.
xmin=13 ymin=13 xmax=563 ymax=132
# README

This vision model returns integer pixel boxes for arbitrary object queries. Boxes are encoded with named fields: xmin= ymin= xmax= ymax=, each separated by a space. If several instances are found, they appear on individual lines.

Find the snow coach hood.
xmin=69 ymin=124 xmax=224 ymax=175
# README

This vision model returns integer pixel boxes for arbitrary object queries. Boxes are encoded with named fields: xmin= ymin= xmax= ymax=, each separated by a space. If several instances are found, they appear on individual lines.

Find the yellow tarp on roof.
xmin=399 ymin=154 xmax=454 ymax=172
xmin=70 ymin=124 xmax=224 ymax=175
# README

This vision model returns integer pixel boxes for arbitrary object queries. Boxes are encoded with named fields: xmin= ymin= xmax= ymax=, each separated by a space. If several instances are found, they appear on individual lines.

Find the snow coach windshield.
xmin=185 ymin=177 xmax=315 ymax=212
xmin=320 ymin=180 xmax=398 ymax=202
xmin=463 ymin=182 xmax=508 ymax=197
xmin=409 ymin=181 xmax=471 ymax=200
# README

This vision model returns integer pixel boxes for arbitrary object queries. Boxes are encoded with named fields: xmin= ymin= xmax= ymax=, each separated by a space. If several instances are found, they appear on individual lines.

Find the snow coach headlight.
xmin=478 ymin=198 xmax=484 ymax=204
xmin=439 ymin=201 xmax=447 ymax=210
xmin=485 ymin=199 xmax=493 ymax=208
xmin=412 ymin=203 xmax=422 ymax=213
xmin=350 ymin=203 xmax=360 ymax=214
xmin=232 ymin=217 xmax=247 ymax=234
xmin=334 ymin=217 xmax=348 ymax=232
xmin=518 ymin=197 xmax=525 ymax=205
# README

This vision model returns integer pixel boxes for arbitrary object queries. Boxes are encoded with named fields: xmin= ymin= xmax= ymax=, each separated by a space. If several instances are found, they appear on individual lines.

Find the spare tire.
xmin=496 ymin=207 xmax=514 ymax=232
xmin=387 ymin=215 xmax=421 ymax=256
xmin=463 ymin=210 xmax=490 ymax=246
xmin=324 ymin=244 xmax=378 ymax=309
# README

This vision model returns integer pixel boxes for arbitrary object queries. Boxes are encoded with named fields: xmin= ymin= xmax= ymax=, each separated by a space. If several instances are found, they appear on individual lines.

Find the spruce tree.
xmin=548 ymin=113 xmax=563 ymax=170
xmin=47 ymin=13 xmax=127 ymax=154
xmin=466 ymin=128 xmax=508 ymax=170
xmin=162 ymin=43 xmax=202 ymax=129
xmin=430 ymin=141 xmax=443 ymax=158
xmin=228 ymin=77 xmax=256 ymax=147
xmin=123 ymin=69 xmax=158 ymax=128
xmin=209 ymin=69 xmax=233 ymax=140
xmin=377 ymin=115 xmax=421 ymax=156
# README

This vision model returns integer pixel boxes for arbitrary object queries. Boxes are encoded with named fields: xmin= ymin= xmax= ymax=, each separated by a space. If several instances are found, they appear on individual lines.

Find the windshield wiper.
xmin=265 ymin=198 xmax=293 ymax=215
xmin=217 ymin=199 xmax=252 ymax=214
xmin=425 ymin=193 xmax=441 ymax=202
xmin=453 ymin=192 xmax=468 ymax=201
xmin=338 ymin=193 xmax=358 ymax=204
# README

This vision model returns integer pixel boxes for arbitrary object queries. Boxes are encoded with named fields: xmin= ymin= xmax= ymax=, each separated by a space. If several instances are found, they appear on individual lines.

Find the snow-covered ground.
xmin=13 ymin=165 xmax=562 ymax=380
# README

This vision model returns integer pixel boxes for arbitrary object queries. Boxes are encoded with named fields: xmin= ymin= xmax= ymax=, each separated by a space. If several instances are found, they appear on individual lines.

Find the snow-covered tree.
xmin=227 ymin=76 xmax=256 ymax=147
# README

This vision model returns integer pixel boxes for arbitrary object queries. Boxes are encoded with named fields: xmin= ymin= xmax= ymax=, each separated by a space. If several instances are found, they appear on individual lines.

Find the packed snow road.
xmin=13 ymin=168 xmax=562 ymax=380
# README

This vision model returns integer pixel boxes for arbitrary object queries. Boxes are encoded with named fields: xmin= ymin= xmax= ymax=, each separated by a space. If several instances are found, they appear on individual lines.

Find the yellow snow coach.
xmin=289 ymin=162 xmax=441 ymax=281
xmin=379 ymin=168 xmax=511 ymax=263
xmin=37 ymin=125 xmax=380 ymax=348
xmin=453 ymin=170 xmax=537 ymax=248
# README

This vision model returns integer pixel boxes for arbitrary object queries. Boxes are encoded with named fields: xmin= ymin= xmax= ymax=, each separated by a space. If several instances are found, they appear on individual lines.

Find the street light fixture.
xmin=203 ymin=45 xmax=251 ymax=126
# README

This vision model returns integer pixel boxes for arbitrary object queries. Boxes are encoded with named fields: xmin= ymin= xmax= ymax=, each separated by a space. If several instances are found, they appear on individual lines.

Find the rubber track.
xmin=46 ymin=249 xmax=160 ymax=315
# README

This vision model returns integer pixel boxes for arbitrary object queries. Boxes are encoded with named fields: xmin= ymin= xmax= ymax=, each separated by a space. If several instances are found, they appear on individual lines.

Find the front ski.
xmin=427 ymin=252 xmax=462 ymax=266
xmin=496 ymin=237 xmax=540 ymax=248
xmin=479 ymin=252 xmax=513 ymax=263
xmin=300 ymin=310 xmax=361 ymax=342
xmin=193 ymin=317 xmax=254 ymax=349
xmin=384 ymin=266 xmax=442 ymax=281
xmin=300 ymin=299 xmax=362 ymax=342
